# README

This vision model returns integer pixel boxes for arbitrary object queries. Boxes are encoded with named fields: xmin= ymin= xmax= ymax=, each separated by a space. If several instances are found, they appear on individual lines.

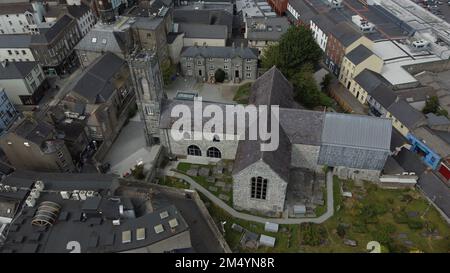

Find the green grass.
xmin=233 ymin=82 xmax=252 ymax=104
xmin=201 ymin=176 xmax=450 ymax=253
xmin=314 ymin=187 xmax=327 ymax=217
xmin=158 ymin=176 xmax=190 ymax=189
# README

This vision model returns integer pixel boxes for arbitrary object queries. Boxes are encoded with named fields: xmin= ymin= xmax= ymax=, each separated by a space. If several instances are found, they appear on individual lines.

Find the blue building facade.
xmin=0 ymin=89 xmax=19 ymax=135
xmin=407 ymin=133 xmax=441 ymax=170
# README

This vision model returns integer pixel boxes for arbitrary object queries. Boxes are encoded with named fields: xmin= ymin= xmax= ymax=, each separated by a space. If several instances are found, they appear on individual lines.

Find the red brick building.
xmin=267 ymin=0 xmax=289 ymax=16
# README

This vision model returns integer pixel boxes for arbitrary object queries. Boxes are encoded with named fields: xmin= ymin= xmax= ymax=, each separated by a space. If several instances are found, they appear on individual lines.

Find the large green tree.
xmin=262 ymin=25 xmax=322 ymax=78
xmin=292 ymin=65 xmax=332 ymax=108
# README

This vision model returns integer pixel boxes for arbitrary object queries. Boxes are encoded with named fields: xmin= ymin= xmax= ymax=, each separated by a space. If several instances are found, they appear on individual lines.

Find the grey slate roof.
xmin=311 ymin=15 xmax=335 ymax=34
xmin=353 ymin=69 xmax=397 ymax=108
xmin=71 ymin=52 xmax=126 ymax=104
xmin=0 ymin=3 xmax=33 ymax=15
xmin=370 ymin=85 xmax=397 ymax=109
xmin=346 ymin=44 xmax=374 ymax=65
xmin=426 ymin=113 xmax=450 ymax=127
xmin=31 ymin=15 xmax=75 ymax=44
xmin=181 ymin=46 xmax=258 ymax=59
xmin=177 ymin=23 xmax=227 ymax=39
xmin=66 ymin=3 xmax=91 ymax=19
xmin=387 ymin=99 xmax=425 ymax=129
xmin=246 ymin=16 xmax=290 ymax=41
xmin=0 ymin=34 xmax=32 ymax=48
xmin=330 ymin=21 xmax=362 ymax=47
xmin=232 ymin=124 xmax=292 ymax=183
xmin=249 ymin=66 xmax=294 ymax=108
xmin=75 ymin=23 xmax=133 ymax=55
xmin=321 ymin=112 xmax=392 ymax=151
xmin=173 ymin=9 xmax=233 ymax=29
xmin=353 ymin=69 xmax=390 ymax=94
xmin=0 ymin=61 xmax=36 ymax=80
xmin=418 ymin=172 xmax=450 ymax=219
xmin=278 ymin=108 xmax=324 ymax=145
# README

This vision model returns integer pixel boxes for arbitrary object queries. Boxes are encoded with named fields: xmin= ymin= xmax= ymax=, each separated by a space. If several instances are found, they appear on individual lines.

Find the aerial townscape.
xmin=0 ymin=0 xmax=449 ymax=255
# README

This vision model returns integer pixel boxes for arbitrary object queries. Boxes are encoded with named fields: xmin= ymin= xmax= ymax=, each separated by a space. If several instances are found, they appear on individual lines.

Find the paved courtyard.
xmin=165 ymin=76 xmax=243 ymax=104
xmin=103 ymin=114 xmax=157 ymax=177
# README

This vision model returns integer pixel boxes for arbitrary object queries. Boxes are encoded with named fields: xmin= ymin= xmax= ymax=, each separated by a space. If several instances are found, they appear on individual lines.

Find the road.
xmin=163 ymin=165 xmax=334 ymax=225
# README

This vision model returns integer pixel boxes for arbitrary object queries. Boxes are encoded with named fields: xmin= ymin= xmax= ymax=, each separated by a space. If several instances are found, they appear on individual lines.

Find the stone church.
xmin=130 ymin=51 xmax=392 ymax=215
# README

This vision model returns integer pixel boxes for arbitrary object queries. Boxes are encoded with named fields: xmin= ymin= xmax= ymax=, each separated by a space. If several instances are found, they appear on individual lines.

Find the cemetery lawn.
xmin=200 ymin=177 xmax=450 ymax=253
xmin=158 ymin=176 xmax=190 ymax=189
xmin=176 ymin=162 xmax=233 ymax=206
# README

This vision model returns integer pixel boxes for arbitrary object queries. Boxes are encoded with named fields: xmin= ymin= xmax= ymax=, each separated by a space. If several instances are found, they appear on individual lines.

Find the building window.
xmin=197 ymin=60 xmax=202 ymax=65
xmin=187 ymin=145 xmax=202 ymax=156
xmin=213 ymin=135 xmax=220 ymax=142
xmin=246 ymin=66 xmax=251 ymax=71
xmin=224 ymin=65 xmax=228 ymax=70
xmin=251 ymin=176 xmax=268 ymax=199
xmin=246 ymin=72 xmax=251 ymax=78
xmin=7 ymin=50 xmax=12 ymax=55
xmin=209 ymin=65 xmax=214 ymax=70
xmin=206 ymin=147 xmax=221 ymax=158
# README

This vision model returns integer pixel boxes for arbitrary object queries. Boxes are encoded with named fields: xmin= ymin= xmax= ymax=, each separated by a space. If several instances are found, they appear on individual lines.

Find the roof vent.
xmin=31 ymin=201 xmax=61 ymax=227
xmin=122 ymin=230 xmax=131 ymax=243
xmin=136 ymin=228 xmax=145 ymax=241
xmin=168 ymin=218 xmax=179 ymax=229
xmin=159 ymin=211 xmax=169 ymax=219
xmin=154 ymin=224 xmax=164 ymax=234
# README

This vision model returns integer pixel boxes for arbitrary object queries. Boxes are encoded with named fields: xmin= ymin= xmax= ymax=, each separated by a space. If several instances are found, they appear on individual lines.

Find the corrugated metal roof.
xmin=321 ymin=113 xmax=391 ymax=150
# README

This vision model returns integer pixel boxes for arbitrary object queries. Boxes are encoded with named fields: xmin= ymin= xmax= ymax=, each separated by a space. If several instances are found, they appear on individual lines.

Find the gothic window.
xmin=187 ymin=145 xmax=201 ymax=156
xmin=251 ymin=176 xmax=268 ymax=200
xmin=206 ymin=147 xmax=221 ymax=158
xmin=213 ymin=135 xmax=220 ymax=142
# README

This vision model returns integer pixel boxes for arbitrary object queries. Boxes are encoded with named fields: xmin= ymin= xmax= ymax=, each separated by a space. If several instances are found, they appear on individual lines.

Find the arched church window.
xmin=187 ymin=145 xmax=201 ymax=156
xmin=250 ymin=176 xmax=268 ymax=200
xmin=206 ymin=147 xmax=221 ymax=158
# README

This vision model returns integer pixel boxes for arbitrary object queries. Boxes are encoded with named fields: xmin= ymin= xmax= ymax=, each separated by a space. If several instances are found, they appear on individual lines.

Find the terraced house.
xmin=180 ymin=45 xmax=258 ymax=82
xmin=30 ymin=15 xmax=81 ymax=76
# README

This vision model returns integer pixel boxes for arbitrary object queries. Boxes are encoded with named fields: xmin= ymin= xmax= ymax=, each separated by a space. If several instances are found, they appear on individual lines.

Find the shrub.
xmin=214 ymin=68 xmax=226 ymax=83
xmin=372 ymin=223 xmax=396 ymax=246
xmin=407 ymin=219 xmax=424 ymax=230
xmin=300 ymin=223 xmax=327 ymax=246
xmin=131 ymin=164 xmax=145 ymax=180
xmin=337 ymin=224 xmax=346 ymax=238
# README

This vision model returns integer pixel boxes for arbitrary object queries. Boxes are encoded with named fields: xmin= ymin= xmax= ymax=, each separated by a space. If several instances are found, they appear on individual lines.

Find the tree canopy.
xmin=423 ymin=96 xmax=448 ymax=117
xmin=261 ymin=25 xmax=331 ymax=109
xmin=262 ymin=25 xmax=323 ymax=78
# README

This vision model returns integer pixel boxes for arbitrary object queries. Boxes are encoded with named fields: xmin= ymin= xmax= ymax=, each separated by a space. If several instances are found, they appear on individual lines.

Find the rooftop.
xmin=75 ymin=17 xmax=135 ymax=55
xmin=0 ymin=34 xmax=32 ymax=49
xmin=70 ymin=52 xmax=126 ymax=104
xmin=0 ymin=61 xmax=36 ymax=80
xmin=346 ymin=44 xmax=374 ymax=65
xmin=181 ymin=45 xmax=258 ymax=59
xmin=0 ymin=2 xmax=33 ymax=15
xmin=31 ymin=15 xmax=75 ymax=44
xmin=321 ymin=112 xmax=392 ymax=151
xmin=176 ymin=23 xmax=227 ymax=39
xmin=246 ymin=16 xmax=290 ymax=41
